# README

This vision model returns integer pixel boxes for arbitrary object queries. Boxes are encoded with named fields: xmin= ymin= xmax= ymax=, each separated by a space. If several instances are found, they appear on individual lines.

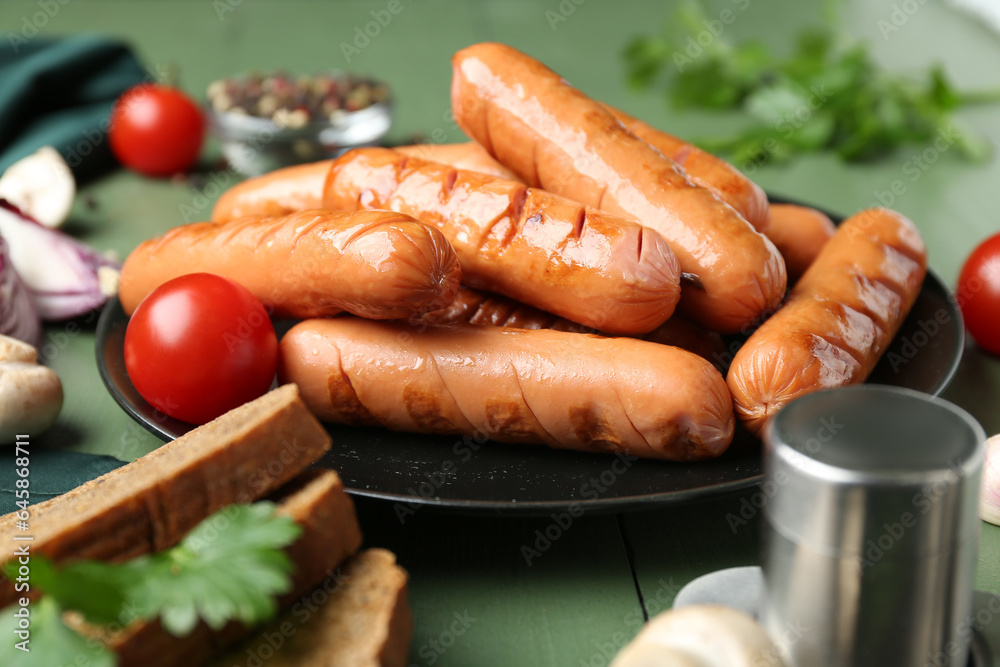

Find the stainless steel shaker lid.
xmin=762 ymin=385 xmax=985 ymax=558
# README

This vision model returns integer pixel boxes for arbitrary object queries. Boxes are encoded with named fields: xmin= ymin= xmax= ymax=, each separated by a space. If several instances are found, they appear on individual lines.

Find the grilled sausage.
xmin=606 ymin=105 xmax=769 ymax=232
xmin=417 ymin=285 xmax=589 ymax=331
xmin=726 ymin=208 xmax=927 ymax=434
xmin=765 ymin=203 xmax=837 ymax=283
xmin=396 ymin=142 xmax=521 ymax=180
xmin=211 ymin=160 xmax=334 ymax=222
xmin=325 ymin=147 xmax=681 ymax=335
xmin=450 ymin=42 xmax=786 ymax=333
xmin=418 ymin=284 xmax=726 ymax=365
xmin=120 ymin=209 xmax=461 ymax=320
xmin=279 ymin=318 xmax=735 ymax=461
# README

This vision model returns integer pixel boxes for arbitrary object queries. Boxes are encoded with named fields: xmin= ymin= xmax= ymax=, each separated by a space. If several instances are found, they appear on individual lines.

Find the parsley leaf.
xmin=622 ymin=2 xmax=1000 ymax=164
xmin=126 ymin=501 xmax=301 ymax=635
xmin=0 ymin=500 xmax=302 ymax=665
xmin=0 ymin=597 xmax=115 ymax=667
xmin=28 ymin=556 xmax=132 ymax=625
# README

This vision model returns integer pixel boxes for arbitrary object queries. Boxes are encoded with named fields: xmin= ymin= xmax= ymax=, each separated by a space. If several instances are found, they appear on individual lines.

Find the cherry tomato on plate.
xmin=124 ymin=273 xmax=277 ymax=424
xmin=109 ymin=84 xmax=205 ymax=177
xmin=957 ymin=232 xmax=1000 ymax=356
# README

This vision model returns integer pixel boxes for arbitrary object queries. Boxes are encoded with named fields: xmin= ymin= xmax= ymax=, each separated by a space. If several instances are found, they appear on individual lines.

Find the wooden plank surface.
xmin=355 ymin=499 xmax=643 ymax=666
xmin=4 ymin=0 xmax=1000 ymax=663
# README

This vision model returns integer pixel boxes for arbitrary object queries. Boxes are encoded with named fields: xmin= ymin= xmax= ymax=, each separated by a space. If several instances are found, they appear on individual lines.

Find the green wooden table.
xmin=5 ymin=0 xmax=1000 ymax=663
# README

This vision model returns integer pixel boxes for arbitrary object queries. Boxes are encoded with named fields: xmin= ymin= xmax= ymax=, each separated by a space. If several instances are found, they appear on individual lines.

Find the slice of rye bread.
xmin=210 ymin=548 xmax=412 ymax=667
xmin=0 ymin=384 xmax=331 ymax=608
xmin=68 ymin=468 xmax=366 ymax=667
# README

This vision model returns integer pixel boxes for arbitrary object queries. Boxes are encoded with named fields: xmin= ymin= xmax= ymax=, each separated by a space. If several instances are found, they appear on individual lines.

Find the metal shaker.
xmin=761 ymin=385 xmax=985 ymax=666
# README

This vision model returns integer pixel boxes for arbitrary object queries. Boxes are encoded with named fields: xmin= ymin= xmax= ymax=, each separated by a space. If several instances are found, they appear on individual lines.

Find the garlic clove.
xmin=0 ymin=361 xmax=63 ymax=443
xmin=0 ymin=146 xmax=76 ymax=228
xmin=611 ymin=604 xmax=785 ymax=667
xmin=980 ymin=434 xmax=1000 ymax=526
xmin=610 ymin=643 xmax=705 ymax=667
xmin=0 ymin=333 xmax=37 ymax=363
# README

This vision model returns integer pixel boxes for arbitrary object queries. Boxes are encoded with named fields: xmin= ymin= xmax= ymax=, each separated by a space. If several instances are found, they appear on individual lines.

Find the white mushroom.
xmin=980 ymin=434 xmax=1000 ymax=525
xmin=611 ymin=605 xmax=785 ymax=667
xmin=0 ymin=337 xmax=63 ymax=444
xmin=0 ymin=333 xmax=37 ymax=363
xmin=0 ymin=146 xmax=76 ymax=228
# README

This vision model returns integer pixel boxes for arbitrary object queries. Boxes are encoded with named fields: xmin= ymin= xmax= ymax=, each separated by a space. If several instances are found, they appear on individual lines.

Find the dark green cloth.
xmin=0 ymin=35 xmax=146 ymax=181
xmin=0 ymin=448 xmax=124 ymax=515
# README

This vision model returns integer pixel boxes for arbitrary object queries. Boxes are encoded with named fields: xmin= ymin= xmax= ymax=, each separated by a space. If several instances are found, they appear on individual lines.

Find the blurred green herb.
xmin=0 ymin=597 xmax=116 ymax=667
xmin=0 ymin=502 xmax=301 ymax=666
xmin=623 ymin=2 xmax=1000 ymax=165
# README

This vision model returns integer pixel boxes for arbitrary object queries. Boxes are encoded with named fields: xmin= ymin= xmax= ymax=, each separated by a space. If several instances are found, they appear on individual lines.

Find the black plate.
xmin=95 ymin=241 xmax=963 ymax=516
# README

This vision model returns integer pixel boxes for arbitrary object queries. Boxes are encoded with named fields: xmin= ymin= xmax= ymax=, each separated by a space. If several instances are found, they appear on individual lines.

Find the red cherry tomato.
xmin=109 ymin=84 xmax=205 ymax=177
xmin=124 ymin=273 xmax=277 ymax=424
xmin=957 ymin=232 xmax=1000 ymax=356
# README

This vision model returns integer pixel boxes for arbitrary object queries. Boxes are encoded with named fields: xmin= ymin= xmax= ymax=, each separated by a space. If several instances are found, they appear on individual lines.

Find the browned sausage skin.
xmin=324 ymin=147 xmax=681 ymax=335
xmin=279 ymin=318 xmax=734 ymax=461
xmin=726 ymin=208 xmax=927 ymax=434
xmin=211 ymin=160 xmax=334 ymax=222
xmin=417 ymin=285 xmax=588 ymax=331
xmin=210 ymin=146 xmax=518 ymax=224
xmin=605 ymin=106 xmax=769 ymax=233
xmin=450 ymin=42 xmax=786 ymax=333
xmin=765 ymin=203 xmax=837 ymax=283
xmin=395 ymin=142 xmax=521 ymax=181
xmin=120 ymin=209 xmax=461 ymax=320
xmin=418 ymin=284 xmax=727 ymax=366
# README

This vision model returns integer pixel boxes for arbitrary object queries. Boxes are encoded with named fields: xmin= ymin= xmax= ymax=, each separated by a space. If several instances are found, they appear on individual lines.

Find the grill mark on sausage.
xmin=672 ymin=144 xmax=693 ymax=166
xmin=465 ymin=294 xmax=499 ymax=325
xmin=611 ymin=385 xmax=646 ymax=452
xmin=870 ymin=273 xmax=914 ymax=303
xmin=214 ymin=216 xmax=259 ymax=245
xmin=339 ymin=214 xmax=413 ymax=252
xmin=510 ymin=186 xmax=529 ymax=225
xmin=801 ymin=331 xmax=864 ymax=381
xmin=486 ymin=297 xmax=518 ymax=326
xmin=286 ymin=213 xmax=329 ymax=253
xmin=403 ymin=385 xmax=458 ymax=431
xmin=430 ymin=354 xmax=479 ymax=433
xmin=810 ymin=273 xmax=910 ymax=335
xmin=842 ymin=214 xmax=926 ymax=265
xmin=508 ymin=360 xmax=558 ymax=445
xmin=328 ymin=360 xmax=379 ymax=426
xmin=569 ymin=404 xmax=623 ymax=454
xmin=477 ymin=187 xmax=526 ymax=253
xmin=444 ymin=168 xmax=459 ymax=197
xmin=483 ymin=398 xmax=543 ymax=443
xmin=661 ymin=430 xmax=700 ymax=462
xmin=463 ymin=295 xmax=493 ymax=325
xmin=573 ymin=208 xmax=586 ymax=241
xmin=887 ymin=240 xmax=927 ymax=266
xmin=808 ymin=301 xmax=880 ymax=370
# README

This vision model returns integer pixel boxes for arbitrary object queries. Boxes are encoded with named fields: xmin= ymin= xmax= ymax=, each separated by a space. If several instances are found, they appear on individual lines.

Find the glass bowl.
xmin=208 ymin=98 xmax=392 ymax=176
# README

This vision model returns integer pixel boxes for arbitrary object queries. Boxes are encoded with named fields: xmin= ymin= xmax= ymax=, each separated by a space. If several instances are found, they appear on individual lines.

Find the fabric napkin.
xmin=0 ymin=448 xmax=124 ymax=514
xmin=0 ymin=34 xmax=146 ymax=181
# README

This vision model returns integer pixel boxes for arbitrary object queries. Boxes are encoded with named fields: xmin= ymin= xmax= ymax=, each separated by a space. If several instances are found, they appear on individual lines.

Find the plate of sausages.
xmin=96 ymin=43 xmax=964 ymax=513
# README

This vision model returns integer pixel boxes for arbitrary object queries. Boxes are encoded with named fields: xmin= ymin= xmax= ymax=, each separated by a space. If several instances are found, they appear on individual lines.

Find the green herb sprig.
xmin=0 ymin=502 xmax=301 ymax=666
xmin=623 ymin=2 xmax=1000 ymax=165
